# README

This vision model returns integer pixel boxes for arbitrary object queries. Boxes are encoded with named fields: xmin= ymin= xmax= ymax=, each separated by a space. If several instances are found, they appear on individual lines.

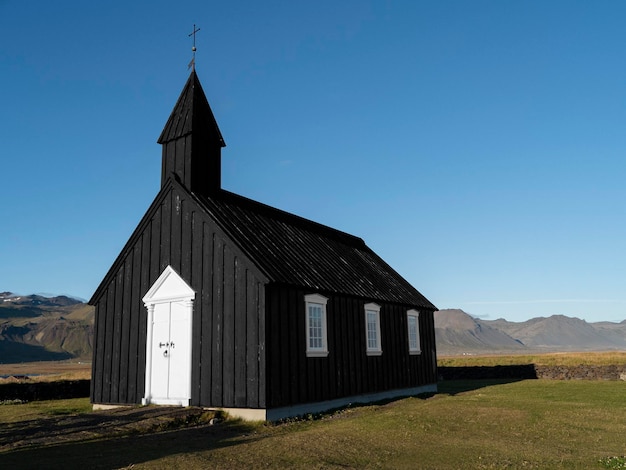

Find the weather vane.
xmin=188 ymin=24 xmax=201 ymax=70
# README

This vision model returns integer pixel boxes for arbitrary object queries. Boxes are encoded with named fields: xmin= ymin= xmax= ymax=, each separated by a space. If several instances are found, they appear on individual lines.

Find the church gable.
xmin=90 ymin=179 xmax=266 ymax=306
xmin=91 ymin=178 xmax=269 ymax=407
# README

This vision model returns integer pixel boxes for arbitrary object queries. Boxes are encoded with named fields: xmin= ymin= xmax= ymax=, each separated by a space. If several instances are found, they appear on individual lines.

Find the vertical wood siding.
xmin=266 ymin=286 xmax=437 ymax=409
xmin=91 ymin=184 xmax=267 ymax=408
xmin=91 ymin=182 xmax=437 ymax=412
xmin=161 ymin=134 xmax=222 ymax=198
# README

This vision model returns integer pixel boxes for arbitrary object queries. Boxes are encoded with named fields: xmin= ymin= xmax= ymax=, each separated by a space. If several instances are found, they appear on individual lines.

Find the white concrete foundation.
xmin=92 ymin=403 xmax=129 ymax=411
xmin=212 ymin=383 xmax=438 ymax=422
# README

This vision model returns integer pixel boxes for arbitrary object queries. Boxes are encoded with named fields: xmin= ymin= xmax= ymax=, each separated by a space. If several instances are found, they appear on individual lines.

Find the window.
xmin=407 ymin=309 xmax=421 ymax=355
xmin=305 ymin=294 xmax=329 ymax=357
xmin=364 ymin=303 xmax=382 ymax=356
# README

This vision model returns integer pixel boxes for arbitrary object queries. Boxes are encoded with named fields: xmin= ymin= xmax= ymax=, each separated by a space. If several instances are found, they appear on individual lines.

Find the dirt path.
xmin=0 ymin=405 xmax=215 ymax=453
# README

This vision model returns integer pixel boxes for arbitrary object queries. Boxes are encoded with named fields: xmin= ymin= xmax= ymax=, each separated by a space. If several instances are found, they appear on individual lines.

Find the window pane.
xmin=408 ymin=315 xmax=418 ymax=350
xmin=309 ymin=304 xmax=323 ymax=349
xmin=366 ymin=310 xmax=378 ymax=349
xmin=305 ymin=294 xmax=329 ymax=357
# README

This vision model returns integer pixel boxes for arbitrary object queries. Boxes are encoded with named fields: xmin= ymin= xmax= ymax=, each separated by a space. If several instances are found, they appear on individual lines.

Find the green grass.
xmin=2 ymin=381 xmax=626 ymax=468
xmin=0 ymin=397 xmax=91 ymax=423
xmin=600 ymin=456 xmax=626 ymax=469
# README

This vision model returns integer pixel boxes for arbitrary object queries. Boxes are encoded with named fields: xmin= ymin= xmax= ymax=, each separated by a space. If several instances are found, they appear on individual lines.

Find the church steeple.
xmin=158 ymin=70 xmax=226 ymax=196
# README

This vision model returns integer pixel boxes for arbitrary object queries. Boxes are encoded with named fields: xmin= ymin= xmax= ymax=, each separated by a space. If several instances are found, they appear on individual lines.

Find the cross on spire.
xmin=188 ymin=24 xmax=201 ymax=70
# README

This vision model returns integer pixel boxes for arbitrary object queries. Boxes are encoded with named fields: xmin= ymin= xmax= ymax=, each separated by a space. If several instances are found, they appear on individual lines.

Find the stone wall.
xmin=534 ymin=365 xmax=626 ymax=381
xmin=438 ymin=365 xmax=626 ymax=381
xmin=0 ymin=380 xmax=90 ymax=401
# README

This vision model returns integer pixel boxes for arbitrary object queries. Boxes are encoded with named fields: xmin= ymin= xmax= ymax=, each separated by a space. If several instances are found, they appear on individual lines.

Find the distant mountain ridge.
xmin=0 ymin=292 xmax=94 ymax=363
xmin=434 ymin=309 xmax=526 ymax=354
xmin=436 ymin=309 xmax=626 ymax=355
xmin=2 ymin=292 xmax=626 ymax=361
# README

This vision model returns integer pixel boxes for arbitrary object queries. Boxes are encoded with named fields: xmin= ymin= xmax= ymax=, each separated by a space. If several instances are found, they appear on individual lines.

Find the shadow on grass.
xmin=438 ymin=364 xmax=538 ymax=381
xmin=0 ymin=418 xmax=262 ymax=469
xmin=436 ymin=364 xmax=539 ymax=396
xmin=437 ymin=378 xmax=528 ymax=396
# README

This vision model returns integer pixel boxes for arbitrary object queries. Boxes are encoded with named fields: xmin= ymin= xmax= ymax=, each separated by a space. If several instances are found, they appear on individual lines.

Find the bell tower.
xmin=157 ymin=70 xmax=226 ymax=196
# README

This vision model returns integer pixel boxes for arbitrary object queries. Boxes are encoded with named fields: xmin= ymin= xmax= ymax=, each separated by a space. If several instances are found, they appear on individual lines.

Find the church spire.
xmin=188 ymin=24 xmax=200 ymax=71
xmin=158 ymin=70 xmax=226 ymax=196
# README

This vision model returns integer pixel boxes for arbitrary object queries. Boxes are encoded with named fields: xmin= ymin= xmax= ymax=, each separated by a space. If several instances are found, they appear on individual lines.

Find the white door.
xmin=149 ymin=300 xmax=192 ymax=404
xmin=142 ymin=266 xmax=195 ymax=407
xmin=150 ymin=302 xmax=171 ymax=400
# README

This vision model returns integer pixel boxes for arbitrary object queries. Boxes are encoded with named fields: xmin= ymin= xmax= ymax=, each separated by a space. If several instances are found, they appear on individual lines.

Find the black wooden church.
xmin=89 ymin=70 xmax=438 ymax=420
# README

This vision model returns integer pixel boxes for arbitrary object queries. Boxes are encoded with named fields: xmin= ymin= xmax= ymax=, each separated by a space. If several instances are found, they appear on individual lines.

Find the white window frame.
xmin=305 ymin=293 xmax=329 ymax=357
xmin=407 ymin=309 xmax=421 ymax=355
xmin=364 ymin=302 xmax=382 ymax=356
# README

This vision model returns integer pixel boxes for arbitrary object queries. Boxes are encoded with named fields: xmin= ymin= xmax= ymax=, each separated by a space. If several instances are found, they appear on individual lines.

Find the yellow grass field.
xmin=438 ymin=351 xmax=626 ymax=367
xmin=0 ymin=361 xmax=91 ymax=382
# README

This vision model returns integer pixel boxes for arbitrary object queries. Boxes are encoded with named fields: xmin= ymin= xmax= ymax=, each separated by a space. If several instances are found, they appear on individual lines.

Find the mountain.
xmin=484 ymin=315 xmax=626 ymax=350
xmin=434 ymin=309 xmax=526 ymax=354
xmin=3 ymin=292 xmax=626 ymax=361
xmin=436 ymin=309 xmax=626 ymax=355
xmin=0 ymin=293 xmax=94 ymax=363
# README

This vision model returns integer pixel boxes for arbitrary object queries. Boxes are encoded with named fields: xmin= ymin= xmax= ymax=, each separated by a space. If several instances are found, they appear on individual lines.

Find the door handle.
xmin=159 ymin=342 xmax=169 ymax=348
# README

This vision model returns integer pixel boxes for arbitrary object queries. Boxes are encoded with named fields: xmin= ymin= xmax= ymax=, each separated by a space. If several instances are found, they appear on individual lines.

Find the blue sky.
xmin=2 ymin=1 xmax=626 ymax=323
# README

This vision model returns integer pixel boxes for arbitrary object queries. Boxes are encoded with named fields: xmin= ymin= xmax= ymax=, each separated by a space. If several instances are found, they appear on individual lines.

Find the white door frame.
xmin=141 ymin=265 xmax=195 ymax=406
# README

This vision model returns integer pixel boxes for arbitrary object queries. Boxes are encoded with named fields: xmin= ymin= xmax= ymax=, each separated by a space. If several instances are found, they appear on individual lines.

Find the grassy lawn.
xmin=0 ymin=397 xmax=92 ymax=423
xmin=2 ymin=379 xmax=626 ymax=469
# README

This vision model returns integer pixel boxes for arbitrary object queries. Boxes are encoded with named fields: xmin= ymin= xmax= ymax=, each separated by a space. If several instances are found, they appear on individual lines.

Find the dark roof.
xmin=195 ymin=188 xmax=436 ymax=309
xmin=158 ymin=70 xmax=225 ymax=147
